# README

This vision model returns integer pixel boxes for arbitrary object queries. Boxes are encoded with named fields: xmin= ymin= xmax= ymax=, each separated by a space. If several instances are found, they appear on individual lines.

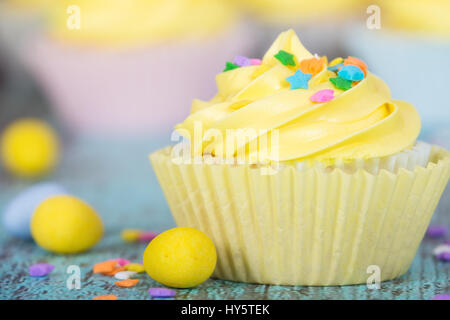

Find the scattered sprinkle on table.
xmin=274 ymin=50 xmax=296 ymax=66
xmin=437 ymin=252 xmax=450 ymax=262
xmin=121 ymin=229 xmax=141 ymax=242
xmin=433 ymin=244 xmax=450 ymax=256
xmin=286 ymin=69 xmax=312 ymax=90
xmin=148 ymin=288 xmax=177 ymax=298
xmin=223 ymin=61 xmax=240 ymax=72
xmin=426 ymin=225 xmax=448 ymax=238
xmin=114 ymin=271 xmax=137 ymax=280
xmin=121 ymin=229 xmax=158 ymax=243
xmin=138 ymin=231 xmax=158 ymax=243
xmin=115 ymin=279 xmax=139 ymax=288
xmin=93 ymin=260 xmax=117 ymax=274
xmin=102 ymin=267 xmax=126 ymax=276
xmin=29 ymin=263 xmax=54 ymax=277
xmin=431 ymin=294 xmax=450 ymax=300
xmin=338 ymin=65 xmax=365 ymax=81
xmin=116 ymin=258 xmax=131 ymax=266
xmin=310 ymin=89 xmax=334 ymax=103
xmin=93 ymin=294 xmax=118 ymax=300
xmin=124 ymin=263 xmax=145 ymax=273
xmin=329 ymin=76 xmax=353 ymax=91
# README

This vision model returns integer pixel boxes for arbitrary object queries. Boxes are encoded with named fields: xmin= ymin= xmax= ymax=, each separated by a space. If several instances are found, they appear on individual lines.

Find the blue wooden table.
xmin=0 ymin=134 xmax=449 ymax=300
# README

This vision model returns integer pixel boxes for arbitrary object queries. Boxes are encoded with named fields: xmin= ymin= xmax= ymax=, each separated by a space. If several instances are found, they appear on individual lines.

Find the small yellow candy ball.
xmin=143 ymin=227 xmax=217 ymax=288
xmin=1 ymin=118 xmax=60 ymax=178
xmin=31 ymin=195 xmax=103 ymax=254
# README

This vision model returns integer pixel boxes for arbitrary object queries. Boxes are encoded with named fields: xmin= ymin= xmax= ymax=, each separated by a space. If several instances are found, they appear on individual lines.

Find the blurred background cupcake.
xmin=0 ymin=0 xmax=52 ymax=125
xmin=237 ymin=0 xmax=364 ymax=58
xmin=343 ymin=0 xmax=450 ymax=147
xmin=10 ymin=0 xmax=252 ymax=136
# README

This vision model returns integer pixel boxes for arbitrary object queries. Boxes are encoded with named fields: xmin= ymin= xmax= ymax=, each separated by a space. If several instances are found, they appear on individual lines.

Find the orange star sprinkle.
xmin=344 ymin=56 xmax=367 ymax=75
xmin=93 ymin=294 xmax=118 ymax=300
xmin=115 ymin=279 xmax=139 ymax=288
xmin=93 ymin=260 xmax=118 ymax=274
xmin=299 ymin=57 xmax=326 ymax=76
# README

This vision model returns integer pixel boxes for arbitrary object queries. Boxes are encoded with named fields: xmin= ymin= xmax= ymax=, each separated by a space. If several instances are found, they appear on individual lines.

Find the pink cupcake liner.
xmin=23 ymin=25 xmax=253 ymax=134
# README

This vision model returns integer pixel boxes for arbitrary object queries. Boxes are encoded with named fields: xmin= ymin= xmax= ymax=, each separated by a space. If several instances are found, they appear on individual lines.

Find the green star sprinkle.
xmin=274 ymin=50 xmax=296 ymax=66
xmin=329 ymin=76 xmax=353 ymax=91
xmin=223 ymin=61 xmax=240 ymax=72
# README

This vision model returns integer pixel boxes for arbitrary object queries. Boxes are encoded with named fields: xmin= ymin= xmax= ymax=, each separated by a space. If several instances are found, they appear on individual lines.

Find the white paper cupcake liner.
xmin=150 ymin=142 xmax=449 ymax=285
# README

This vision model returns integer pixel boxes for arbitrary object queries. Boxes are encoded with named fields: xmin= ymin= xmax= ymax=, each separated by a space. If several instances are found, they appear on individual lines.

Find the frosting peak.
xmin=176 ymin=30 xmax=421 ymax=162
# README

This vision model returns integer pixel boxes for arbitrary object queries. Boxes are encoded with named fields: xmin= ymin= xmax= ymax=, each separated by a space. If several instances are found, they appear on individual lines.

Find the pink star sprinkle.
xmin=310 ymin=89 xmax=334 ymax=103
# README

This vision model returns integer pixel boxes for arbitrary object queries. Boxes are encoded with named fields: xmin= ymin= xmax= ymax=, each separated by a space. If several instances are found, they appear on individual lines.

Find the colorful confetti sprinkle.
xmin=93 ymin=260 xmax=118 ymax=274
xmin=139 ymin=231 xmax=158 ymax=243
xmin=286 ymin=69 xmax=312 ymax=90
xmin=329 ymin=57 xmax=344 ymax=67
xmin=274 ymin=50 xmax=296 ymax=66
xmin=233 ymin=56 xmax=251 ymax=67
xmin=310 ymin=89 xmax=334 ymax=103
xmin=437 ymin=252 xmax=450 ymax=262
xmin=102 ymin=267 xmax=126 ymax=276
xmin=121 ymin=229 xmax=141 ymax=242
xmin=431 ymin=294 xmax=450 ymax=300
xmin=299 ymin=57 xmax=326 ymax=76
xmin=223 ymin=61 xmax=240 ymax=72
xmin=29 ymin=263 xmax=54 ymax=277
xmin=114 ymin=271 xmax=137 ymax=280
xmin=148 ymin=288 xmax=177 ymax=298
xmin=328 ymin=63 xmax=344 ymax=72
xmin=426 ymin=225 xmax=448 ymax=238
xmin=124 ymin=263 xmax=145 ymax=273
xmin=433 ymin=244 xmax=450 ymax=256
xmin=329 ymin=76 xmax=353 ymax=91
xmin=115 ymin=279 xmax=139 ymax=288
xmin=116 ymin=258 xmax=131 ymax=266
xmin=338 ymin=65 xmax=365 ymax=81
xmin=93 ymin=294 xmax=118 ymax=300
xmin=345 ymin=56 xmax=368 ymax=75
xmin=250 ymin=58 xmax=262 ymax=66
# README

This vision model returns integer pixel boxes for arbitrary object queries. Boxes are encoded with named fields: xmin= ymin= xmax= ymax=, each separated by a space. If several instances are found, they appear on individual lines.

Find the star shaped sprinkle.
xmin=310 ymin=89 xmax=334 ymax=103
xmin=286 ymin=69 xmax=312 ymax=90
xmin=223 ymin=61 xmax=240 ymax=72
xmin=328 ymin=63 xmax=344 ymax=72
xmin=344 ymin=56 xmax=367 ymax=75
xmin=329 ymin=76 xmax=353 ymax=91
xmin=274 ymin=50 xmax=296 ymax=66
xmin=233 ymin=56 xmax=251 ymax=67
xmin=299 ymin=57 xmax=326 ymax=76
xmin=338 ymin=65 xmax=365 ymax=81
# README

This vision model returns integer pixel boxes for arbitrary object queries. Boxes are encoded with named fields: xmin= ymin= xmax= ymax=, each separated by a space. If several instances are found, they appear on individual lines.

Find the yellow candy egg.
xmin=31 ymin=195 xmax=103 ymax=254
xmin=143 ymin=227 xmax=217 ymax=288
xmin=1 ymin=118 xmax=60 ymax=178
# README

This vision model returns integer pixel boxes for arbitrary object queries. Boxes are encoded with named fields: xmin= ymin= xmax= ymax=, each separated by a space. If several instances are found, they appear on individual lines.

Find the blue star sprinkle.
xmin=338 ymin=65 xmax=365 ymax=81
xmin=286 ymin=69 xmax=312 ymax=90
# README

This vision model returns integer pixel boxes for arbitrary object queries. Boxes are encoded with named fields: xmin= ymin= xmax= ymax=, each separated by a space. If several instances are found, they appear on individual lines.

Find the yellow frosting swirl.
xmin=45 ymin=0 xmax=237 ymax=46
xmin=175 ymin=30 xmax=421 ymax=163
xmin=377 ymin=0 xmax=450 ymax=38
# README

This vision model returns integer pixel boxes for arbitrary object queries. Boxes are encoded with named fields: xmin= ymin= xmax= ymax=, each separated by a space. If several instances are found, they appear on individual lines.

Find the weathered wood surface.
xmin=0 ymin=136 xmax=448 ymax=300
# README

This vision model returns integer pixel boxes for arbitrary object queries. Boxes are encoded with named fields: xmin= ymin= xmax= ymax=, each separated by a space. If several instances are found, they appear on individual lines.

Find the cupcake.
xmin=238 ymin=0 xmax=364 ymax=58
xmin=19 ymin=0 xmax=252 ymax=134
xmin=343 ymin=0 xmax=450 ymax=125
xmin=150 ymin=29 xmax=450 ymax=286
